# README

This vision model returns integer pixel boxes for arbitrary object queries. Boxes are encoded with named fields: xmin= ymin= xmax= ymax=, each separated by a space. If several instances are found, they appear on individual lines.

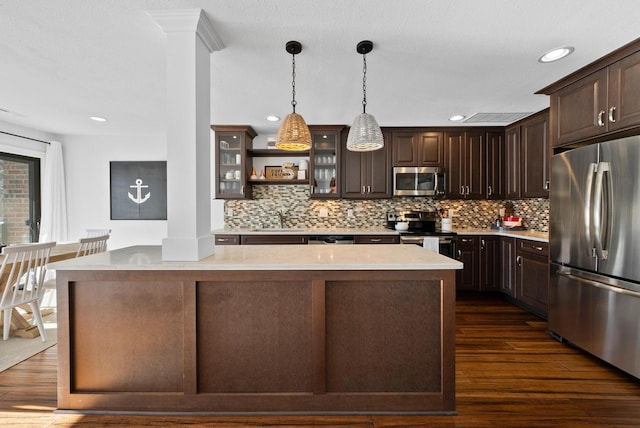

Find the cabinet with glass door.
xmin=212 ymin=125 xmax=256 ymax=199
xmin=309 ymin=125 xmax=345 ymax=199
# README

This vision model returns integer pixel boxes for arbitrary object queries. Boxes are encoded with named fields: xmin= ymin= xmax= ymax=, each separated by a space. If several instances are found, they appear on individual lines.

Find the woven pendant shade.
xmin=346 ymin=112 xmax=384 ymax=151
xmin=276 ymin=112 xmax=312 ymax=151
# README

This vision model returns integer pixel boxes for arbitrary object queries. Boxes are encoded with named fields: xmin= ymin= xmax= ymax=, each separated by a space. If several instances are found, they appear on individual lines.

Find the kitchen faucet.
xmin=276 ymin=210 xmax=284 ymax=228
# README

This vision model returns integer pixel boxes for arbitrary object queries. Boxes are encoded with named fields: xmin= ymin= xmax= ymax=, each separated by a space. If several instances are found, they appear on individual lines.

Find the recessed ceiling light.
xmin=449 ymin=115 xmax=465 ymax=122
xmin=266 ymin=115 xmax=280 ymax=122
xmin=538 ymin=46 xmax=574 ymax=63
xmin=90 ymin=116 xmax=108 ymax=122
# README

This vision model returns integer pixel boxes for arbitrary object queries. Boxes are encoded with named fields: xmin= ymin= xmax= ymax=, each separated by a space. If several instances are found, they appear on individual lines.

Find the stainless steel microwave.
xmin=393 ymin=166 xmax=445 ymax=197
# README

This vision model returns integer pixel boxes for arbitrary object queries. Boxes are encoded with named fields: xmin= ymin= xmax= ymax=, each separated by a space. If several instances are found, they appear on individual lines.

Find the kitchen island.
xmin=50 ymin=244 xmax=462 ymax=414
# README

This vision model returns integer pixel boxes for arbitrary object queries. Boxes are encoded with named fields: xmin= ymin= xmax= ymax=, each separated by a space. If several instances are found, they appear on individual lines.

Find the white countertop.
xmin=213 ymin=226 xmax=549 ymax=242
xmin=213 ymin=227 xmax=398 ymax=235
xmin=49 ymin=244 xmax=463 ymax=271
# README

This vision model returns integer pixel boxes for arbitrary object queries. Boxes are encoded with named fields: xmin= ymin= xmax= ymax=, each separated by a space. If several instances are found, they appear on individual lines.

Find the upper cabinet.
xmin=392 ymin=131 xmax=444 ymax=167
xmin=309 ymin=125 xmax=345 ymax=199
xmin=212 ymin=125 xmax=256 ymax=200
xmin=342 ymin=130 xmax=392 ymax=199
xmin=538 ymin=41 xmax=640 ymax=147
xmin=504 ymin=110 xmax=550 ymax=199
xmin=486 ymin=131 xmax=505 ymax=200
xmin=444 ymin=130 xmax=486 ymax=199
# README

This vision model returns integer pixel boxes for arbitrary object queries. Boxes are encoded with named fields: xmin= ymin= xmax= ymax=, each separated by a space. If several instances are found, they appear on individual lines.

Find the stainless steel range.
xmin=385 ymin=210 xmax=456 ymax=258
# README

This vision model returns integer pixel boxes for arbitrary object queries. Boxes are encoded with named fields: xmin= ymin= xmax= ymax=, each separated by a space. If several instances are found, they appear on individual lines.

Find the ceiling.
xmin=1 ymin=0 xmax=640 ymax=140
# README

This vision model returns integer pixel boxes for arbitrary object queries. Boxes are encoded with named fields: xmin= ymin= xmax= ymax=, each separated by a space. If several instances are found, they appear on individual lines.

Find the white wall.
xmin=62 ymin=134 xmax=168 ymax=249
xmin=62 ymin=132 xmax=225 ymax=250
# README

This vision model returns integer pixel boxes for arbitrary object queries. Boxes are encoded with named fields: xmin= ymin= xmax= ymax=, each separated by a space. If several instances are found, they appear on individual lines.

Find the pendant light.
xmin=346 ymin=40 xmax=384 ymax=152
xmin=276 ymin=41 xmax=312 ymax=151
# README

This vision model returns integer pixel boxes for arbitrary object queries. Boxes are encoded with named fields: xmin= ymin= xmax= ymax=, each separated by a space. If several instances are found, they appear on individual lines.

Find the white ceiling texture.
xmin=1 ymin=0 xmax=640 ymax=139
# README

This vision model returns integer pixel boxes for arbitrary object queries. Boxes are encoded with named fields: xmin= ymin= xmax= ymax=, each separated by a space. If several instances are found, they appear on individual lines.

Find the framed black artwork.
xmin=110 ymin=161 xmax=167 ymax=220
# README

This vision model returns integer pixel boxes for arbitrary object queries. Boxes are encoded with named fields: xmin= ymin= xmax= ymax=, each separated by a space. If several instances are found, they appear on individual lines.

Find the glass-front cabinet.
xmin=309 ymin=125 xmax=344 ymax=199
xmin=212 ymin=125 xmax=256 ymax=199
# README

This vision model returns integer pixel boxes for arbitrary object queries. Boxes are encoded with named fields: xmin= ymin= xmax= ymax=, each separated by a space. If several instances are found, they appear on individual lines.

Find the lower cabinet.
xmin=455 ymin=235 xmax=498 ymax=291
xmin=240 ymin=235 xmax=309 ymax=245
xmin=515 ymin=239 xmax=549 ymax=318
xmin=214 ymin=234 xmax=241 ymax=245
xmin=499 ymin=237 xmax=516 ymax=296
xmin=354 ymin=235 xmax=400 ymax=244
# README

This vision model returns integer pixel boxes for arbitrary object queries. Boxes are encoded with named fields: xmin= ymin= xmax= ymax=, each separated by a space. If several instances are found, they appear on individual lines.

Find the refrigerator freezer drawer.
xmin=549 ymin=263 xmax=640 ymax=379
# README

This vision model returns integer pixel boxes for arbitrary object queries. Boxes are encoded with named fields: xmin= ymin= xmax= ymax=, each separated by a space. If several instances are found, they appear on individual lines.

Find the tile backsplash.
xmin=224 ymin=185 xmax=549 ymax=232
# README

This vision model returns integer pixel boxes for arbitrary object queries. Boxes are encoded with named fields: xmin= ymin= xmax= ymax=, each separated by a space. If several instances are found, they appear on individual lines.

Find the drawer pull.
xmin=370 ymin=238 xmax=382 ymax=242
xmin=461 ymin=238 xmax=472 ymax=243
xmin=532 ymin=245 xmax=544 ymax=251
xmin=218 ymin=238 xmax=229 ymax=242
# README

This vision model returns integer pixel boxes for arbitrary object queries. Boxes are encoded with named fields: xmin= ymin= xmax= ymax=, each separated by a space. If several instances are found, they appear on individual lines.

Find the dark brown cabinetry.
xmin=515 ymin=239 xmax=549 ymax=318
xmin=485 ymin=131 xmax=504 ymax=200
xmin=214 ymin=234 xmax=240 ymax=245
xmin=309 ymin=125 xmax=345 ymax=198
xmin=504 ymin=110 xmax=550 ymax=199
xmin=354 ymin=235 xmax=400 ymax=244
xmin=455 ymin=236 xmax=479 ymax=291
xmin=540 ymin=45 xmax=640 ymax=147
xmin=212 ymin=125 xmax=256 ymax=200
xmin=500 ymin=237 xmax=516 ymax=297
xmin=445 ymin=130 xmax=486 ymax=199
xmin=342 ymin=131 xmax=392 ymax=199
xmin=455 ymin=235 xmax=498 ymax=292
xmin=392 ymin=131 xmax=444 ymax=167
xmin=241 ymin=235 xmax=308 ymax=245
xmin=479 ymin=236 xmax=499 ymax=291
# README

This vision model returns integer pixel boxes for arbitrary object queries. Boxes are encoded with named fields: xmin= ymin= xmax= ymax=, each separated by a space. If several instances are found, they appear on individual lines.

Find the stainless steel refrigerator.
xmin=550 ymin=135 xmax=640 ymax=379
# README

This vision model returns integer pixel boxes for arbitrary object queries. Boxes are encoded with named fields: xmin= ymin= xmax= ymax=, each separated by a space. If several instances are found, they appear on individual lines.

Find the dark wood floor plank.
xmin=0 ymin=293 xmax=639 ymax=426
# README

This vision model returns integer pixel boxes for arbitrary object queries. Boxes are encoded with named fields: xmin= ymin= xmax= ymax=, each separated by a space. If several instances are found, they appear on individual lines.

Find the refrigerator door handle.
xmin=584 ymin=162 xmax=597 ymax=253
xmin=593 ymin=161 xmax=611 ymax=260
xmin=557 ymin=270 xmax=640 ymax=299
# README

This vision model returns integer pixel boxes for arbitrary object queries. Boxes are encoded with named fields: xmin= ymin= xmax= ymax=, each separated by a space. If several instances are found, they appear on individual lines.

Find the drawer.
xmin=241 ymin=235 xmax=308 ymax=245
xmin=456 ymin=236 xmax=477 ymax=248
xmin=517 ymin=239 xmax=549 ymax=256
xmin=354 ymin=235 xmax=399 ymax=244
xmin=215 ymin=234 xmax=240 ymax=245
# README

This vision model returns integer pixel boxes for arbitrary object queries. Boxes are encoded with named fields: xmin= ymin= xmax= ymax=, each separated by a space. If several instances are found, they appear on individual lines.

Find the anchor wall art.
xmin=110 ymin=161 xmax=167 ymax=220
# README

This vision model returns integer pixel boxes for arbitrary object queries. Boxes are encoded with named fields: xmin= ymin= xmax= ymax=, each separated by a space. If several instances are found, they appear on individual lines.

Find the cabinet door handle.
xmin=367 ymin=185 xmax=371 ymax=193
xmin=609 ymin=106 xmax=617 ymax=123
xmin=241 ymin=185 xmax=244 ymax=193
xmin=487 ymin=186 xmax=492 ymax=196
xmin=362 ymin=186 xmax=366 ymax=194
xmin=545 ymin=181 xmax=550 ymax=191
xmin=466 ymin=185 xmax=470 ymax=196
xmin=481 ymin=239 xmax=485 ymax=250
xmin=516 ymin=255 xmax=522 ymax=266
xmin=457 ymin=250 xmax=462 ymax=260
xmin=597 ymin=110 xmax=606 ymax=126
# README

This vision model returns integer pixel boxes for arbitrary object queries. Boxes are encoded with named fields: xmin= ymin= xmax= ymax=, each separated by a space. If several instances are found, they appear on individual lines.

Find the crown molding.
xmin=147 ymin=9 xmax=224 ymax=53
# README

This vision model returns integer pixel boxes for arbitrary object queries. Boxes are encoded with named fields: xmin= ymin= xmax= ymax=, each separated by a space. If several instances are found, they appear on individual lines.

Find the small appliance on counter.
xmin=386 ymin=210 xmax=456 ymax=258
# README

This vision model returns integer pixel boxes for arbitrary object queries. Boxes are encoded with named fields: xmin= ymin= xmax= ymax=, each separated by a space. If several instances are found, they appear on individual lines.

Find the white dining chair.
xmin=76 ymin=234 xmax=110 ymax=257
xmin=41 ymin=234 xmax=110 ymax=307
xmin=0 ymin=241 xmax=56 ymax=341
xmin=85 ymin=229 xmax=111 ymax=238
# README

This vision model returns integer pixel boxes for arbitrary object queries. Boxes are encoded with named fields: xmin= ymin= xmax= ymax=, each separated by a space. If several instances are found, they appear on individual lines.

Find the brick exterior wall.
xmin=0 ymin=160 xmax=31 ymax=244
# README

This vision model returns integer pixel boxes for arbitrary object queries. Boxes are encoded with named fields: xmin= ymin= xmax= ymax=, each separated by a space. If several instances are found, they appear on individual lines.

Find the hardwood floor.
xmin=1 ymin=294 xmax=639 ymax=427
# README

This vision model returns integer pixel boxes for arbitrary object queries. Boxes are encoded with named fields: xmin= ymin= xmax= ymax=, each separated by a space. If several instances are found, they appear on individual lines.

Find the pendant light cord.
xmin=361 ymin=53 xmax=367 ymax=114
xmin=291 ymin=53 xmax=297 ymax=113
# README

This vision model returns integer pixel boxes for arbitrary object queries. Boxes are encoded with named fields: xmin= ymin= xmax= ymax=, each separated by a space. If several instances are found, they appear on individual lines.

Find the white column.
xmin=148 ymin=9 xmax=224 ymax=261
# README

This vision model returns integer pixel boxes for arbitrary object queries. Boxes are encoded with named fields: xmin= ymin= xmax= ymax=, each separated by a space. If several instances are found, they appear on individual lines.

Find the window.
xmin=0 ymin=153 xmax=41 ymax=244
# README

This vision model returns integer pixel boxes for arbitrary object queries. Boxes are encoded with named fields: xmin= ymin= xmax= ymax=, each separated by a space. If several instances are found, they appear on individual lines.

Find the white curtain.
xmin=39 ymin=141 xmax=68 ymax=243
